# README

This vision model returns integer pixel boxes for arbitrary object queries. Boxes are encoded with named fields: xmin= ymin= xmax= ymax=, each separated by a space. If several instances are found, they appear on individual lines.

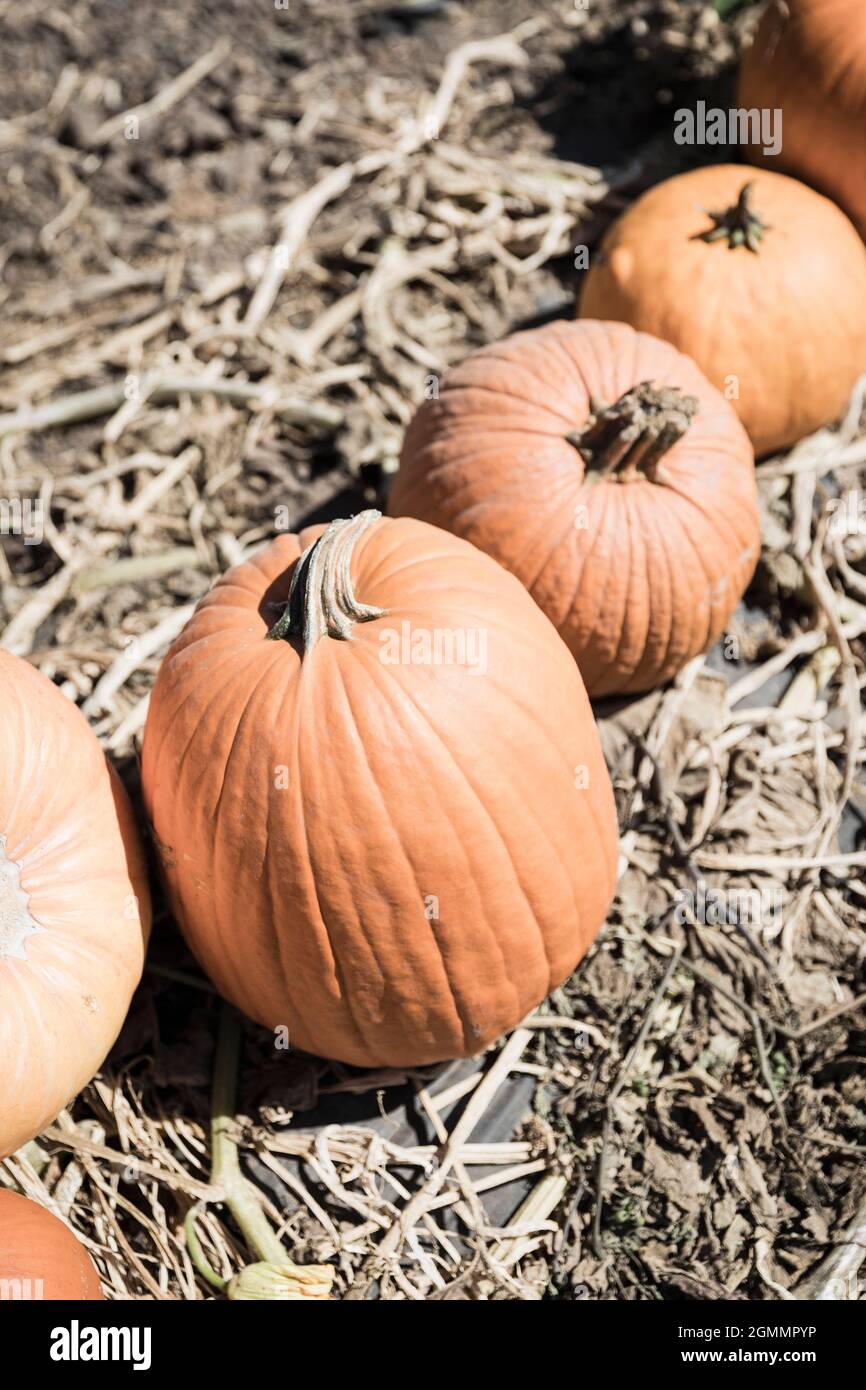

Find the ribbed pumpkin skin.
xmin=0 ymin=1190 xmax=103 ymax=1300
xmin=579 ymin=167 xmax=866 ymax=457
xmin=739 ymin=0 xmax=866 ymax=238
xmin=0 ymin=653 xmax=151 ymax=1159
xmin=389 ymin=321 xmax=759 ymax=697
xmin=141 ymin=516 xmax=618 ymax=1068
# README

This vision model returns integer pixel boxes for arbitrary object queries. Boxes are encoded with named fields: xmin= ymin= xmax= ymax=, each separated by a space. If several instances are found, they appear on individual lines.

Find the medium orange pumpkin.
xmin=141 ymin=513 xmax=618 ymax=1067
xmin=389 ymin=320 xmax=760 ymax=697
xmin=0 ymin=652 xmax=151 ymax=1159
xmin=579 ymin=165 xmax=866 ymax=456
xmin=0 ymin=1190 xmax=103 ymax=1300
xmin=739 ymin=0 xmax=866 ymax=238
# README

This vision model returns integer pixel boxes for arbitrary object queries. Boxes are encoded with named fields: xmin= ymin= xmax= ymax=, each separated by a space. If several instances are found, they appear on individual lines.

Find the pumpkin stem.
xmin=185 ymin=1001 xmax=334 ymax=1299
xmin=566 ymin=382 xmax=698 ymax=482
xmin=267 ymin=509 xmax=387 ymax=649
xmin=695 ymin=180 xmax=770 ymax=253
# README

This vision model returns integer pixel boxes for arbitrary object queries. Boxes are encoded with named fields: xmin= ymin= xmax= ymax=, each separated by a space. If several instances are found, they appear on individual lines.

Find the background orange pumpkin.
xmin=738 ymin=0 xmax=866 ymax=238
xmin=389 ymin=320 xmax=760 ymax=698
xmin=141 ymin=513 xmax=618 ymax=1068
xmin=0 ymin=1190 xmax=103 ymax=1300
xmin=0 ymin=652 xmax=151 ymax=1159
xmin=579 ymin=165 xmax=866 ymax=456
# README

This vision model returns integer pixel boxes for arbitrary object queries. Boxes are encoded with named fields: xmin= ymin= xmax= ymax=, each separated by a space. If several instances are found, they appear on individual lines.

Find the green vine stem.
xmin=696 ymin=180 xmax=771 ymax=252
xmin=185 ymin=1001 xmax=334 ymax=1300
xmin=566 ymin=381 xmax=698 ymax=483
xmin=267 ymin=509 xmax=387 ymax=649
xmin=184 ymin=1206 xmax=227 ymax=1292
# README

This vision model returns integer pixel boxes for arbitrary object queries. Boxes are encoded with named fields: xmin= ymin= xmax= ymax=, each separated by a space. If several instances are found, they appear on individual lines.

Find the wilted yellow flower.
xmin=227 ymin=1261 xmax=333 ymax=1301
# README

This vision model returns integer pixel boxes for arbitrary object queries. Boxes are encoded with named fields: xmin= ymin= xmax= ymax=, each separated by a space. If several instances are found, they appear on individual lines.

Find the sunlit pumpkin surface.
xmin=739 ymin=0 xmax=866 ymax=238
xmin=142 ymin=514 xmax=619 ymax=1067
xmin=0 ymin=1190 xmax=103 ymax=1300
xmin=580 ymin=167 xmax=866 ymax=457
xmin=0 ymin=652 xmax=151 ymax=1158
xmin=391 ymin=319 xmax=760 ymax=696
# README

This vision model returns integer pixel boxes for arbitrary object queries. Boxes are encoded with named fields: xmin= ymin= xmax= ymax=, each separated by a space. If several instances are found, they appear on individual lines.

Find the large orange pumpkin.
xmin=141 ymin=513 xmax=618 ymax=1067
xmin=0 ymin=652 xmax=151 ymax=1159
xmin=0 ymin=1190 xmax=103 ymax=1300
xmin=579 ymin=165 xmax=866 ymax=456
xmin=389 ymin=320 xmax=760 ymax=697
xmin=739 ymin=0 xmax=866 ymax=238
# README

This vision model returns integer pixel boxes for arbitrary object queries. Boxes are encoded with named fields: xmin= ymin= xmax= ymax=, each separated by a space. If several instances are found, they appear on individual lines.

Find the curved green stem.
xmin=185 ymin=1204 xmax=228 ymax=1291
xmin=185 ymin=1000 xmax=334 ymax=1299
xmin=210 ymin=1002 xmax=288 ymax=1266
xmin=696 ymin=181 xmax=770 ymax=253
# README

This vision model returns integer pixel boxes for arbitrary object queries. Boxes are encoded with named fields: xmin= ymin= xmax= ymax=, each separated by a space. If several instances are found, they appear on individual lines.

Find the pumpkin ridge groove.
xmin=360 ymin=650 xmax=522 ymax=1052
xmin=373 ymin=660 xmax=547 ymax=1027
xmin=654 ymin=482 xmax=695 ymax=684
xmin=178 ymin=652 xmax=292 ymax=1019
xmin=263 ymin=657 xmax=339 ymax=1055
xmin=652 ymin=492 xmax=716 ymax=671
xmin=635 ymin=484 xmax=686 ymax=687
xmin=291 ymin=663 xmax=376 ymax=1062
xmin=437 ymin=376 xmax=578 ymax=430
xmin=663 ymin=479 xmax=757 ymax=632
xmin=148 ymin=640 xmax=266 ymax=793
xmin=569 ymin=480 xmax=623 ymax=686
xmin=506 ymin=459 xmax=591 ymax=605
xmin=582 ymin=483 xmax=639 ymax=692
xmin=208 ymin=676 xmax=276 ymax=1018
xmin=640 ymin=483 xmax=681 ymax=685
xmin=322 ymin=650 xmax=439 ymax=1061
xmin=389 ymin=628 xmax=612 ymax=991
xmin=489 ymin=490 xmax=578 ymax=609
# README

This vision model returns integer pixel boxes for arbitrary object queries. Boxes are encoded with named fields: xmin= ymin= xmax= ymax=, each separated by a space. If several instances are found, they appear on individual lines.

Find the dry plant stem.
xmin=106 ymin=693 xmax=151 ymax=753
xmin=346 ymin=1028 xmax=532 ymax=1298
xmin=82 ymin=603 xmax=196 ymax=716
xmin=0 ymin=376 xmax=343 ymax=439
xmin=488 ymin=1171 xmax=568 ymax=1271
xmin=53 ymin=1122 xmax=104 ymax=1216
xmin=3 ymin=7 xmax=862 ymax=1302
xmin=87 ymin=39 xmax=232 ymax=148
xmin=244 ymin=151 xmax=393 ymax=333
xmin=40 ymin=1126 xmax=216 ymax=1199
xmin=646 ymin=937 xmax=866 ymax=1043
xmin=186 ymin=1002 xmax=298 ymax=1290
xmin=794 ymin=1196 xmax=866 ymax=1301
xmin=636 ymin=735 xmax=776 ymax=974
xmin=659 ymin=950 xmax=863 ymax=1136
xmin=592 ymin=947 xmax=683 ymax=1259
xmin=726 ymin=629 xmax=831 ymax=707
xmin=74 ymin=549 xmax=203 ymax=596
xmin=803 ymin=537 xmax=862 ymax=848
xmin=1 ymin=543 xmax=113 ymax=655
xmin=416 ymin=32 xmax=529 ymax=145
xmin=568 ymin=382 xmax=698 ymax=481
xmin=413 ymin=1086 xmax=489 ymax=1266
xmin=242 ymin=25 xmax=538 ymax=334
